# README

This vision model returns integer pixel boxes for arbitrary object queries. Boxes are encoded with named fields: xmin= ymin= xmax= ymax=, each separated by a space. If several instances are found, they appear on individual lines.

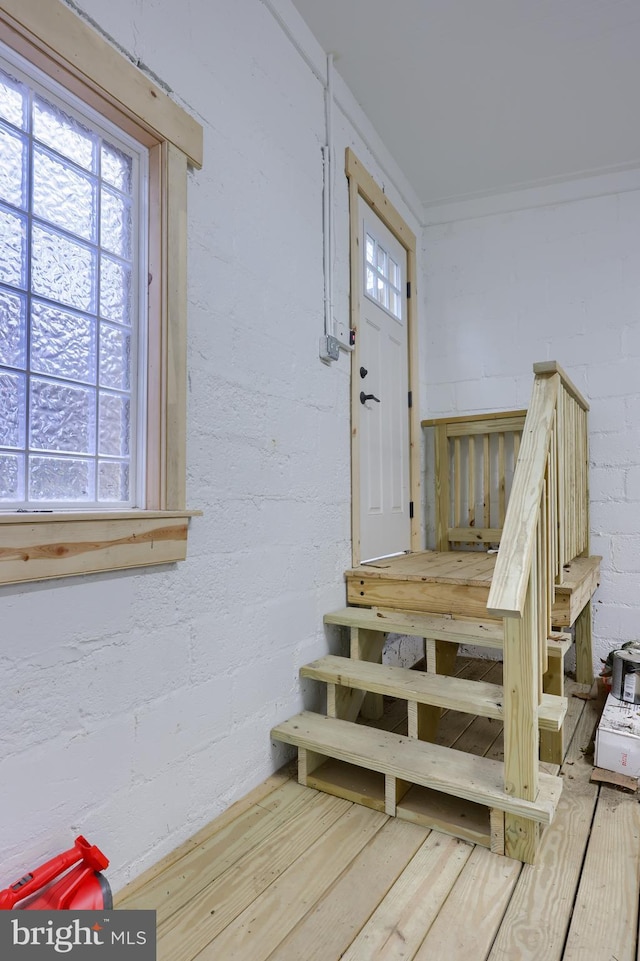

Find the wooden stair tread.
xmin=324 ymin=607 xmax=504 ymax=649
xmin=271 ymin=712 xmax=562 ymax=824
xmin=301 ymin=655 xmax=567 ymax=732
xmin=548 ymin=632 xmax=572 ymax=657
xmin=325 ymin=607 xmax=571 ymax=661
xmin=554 ymin=555 xmax=601 ymax=595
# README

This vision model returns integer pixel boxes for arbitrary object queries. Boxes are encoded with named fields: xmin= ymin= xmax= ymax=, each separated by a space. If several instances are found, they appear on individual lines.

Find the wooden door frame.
xmin=346 ymin=148 xmax=422 ymax=566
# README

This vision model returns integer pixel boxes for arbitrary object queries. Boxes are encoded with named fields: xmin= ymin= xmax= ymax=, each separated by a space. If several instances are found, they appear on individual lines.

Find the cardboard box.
xmin=595 ymin=693 xmax=640 ymax=777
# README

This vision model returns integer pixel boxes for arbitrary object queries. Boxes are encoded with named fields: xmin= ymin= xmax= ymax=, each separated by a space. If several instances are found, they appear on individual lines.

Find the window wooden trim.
xmin=0 ymin=0 xmax=203 ymax=167
xmin=0 ymin=0 xmax=203 ymax=585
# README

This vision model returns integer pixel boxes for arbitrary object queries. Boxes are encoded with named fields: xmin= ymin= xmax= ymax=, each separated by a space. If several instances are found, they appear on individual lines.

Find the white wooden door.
xmin=357 ymin=196 xmax=411 ymax=562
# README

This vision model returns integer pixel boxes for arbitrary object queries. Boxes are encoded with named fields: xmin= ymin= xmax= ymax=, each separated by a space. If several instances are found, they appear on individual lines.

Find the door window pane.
xmin=363 ymin=226 xmax=403 ymax=321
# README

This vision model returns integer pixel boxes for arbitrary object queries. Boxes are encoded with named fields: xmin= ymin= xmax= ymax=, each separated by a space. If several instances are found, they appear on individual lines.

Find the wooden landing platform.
xmin=115 ymin=665 xmax=639 ymax=961
xmin=346 ymin=550 xmax=600 ymax=628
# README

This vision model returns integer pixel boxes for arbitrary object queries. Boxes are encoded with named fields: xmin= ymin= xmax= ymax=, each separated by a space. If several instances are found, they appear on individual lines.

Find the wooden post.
xmin=540 ymin=645 xmax=565 ymax=765
xmin=575 ymin=600 xmax=594 ymax=686
xmin=416 ymin=640 xmax=459 ymax=741
xmin=503 ymin=578 xmax=541 ymax=863
xmin=298 ymin=748 xmax=324 ymax=786
xmin=326 ymin=682 xmax=362 ymax=723
xmin=434 ymin=423 xmax=450 ymax=552
xmin=384 ymin=775 xmax=411 ymax=816
xmin=350 ymin=627 xmax=385 ymax=719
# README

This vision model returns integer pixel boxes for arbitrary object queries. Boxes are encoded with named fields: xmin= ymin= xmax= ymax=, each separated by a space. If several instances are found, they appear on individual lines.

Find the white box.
xmin=595 ymin=693 xmax=640 ymax=777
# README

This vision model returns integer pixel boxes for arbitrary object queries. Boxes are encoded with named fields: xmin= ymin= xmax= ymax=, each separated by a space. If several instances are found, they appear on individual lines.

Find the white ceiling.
xmin=290 ymin=0 xmax=640 ymax=207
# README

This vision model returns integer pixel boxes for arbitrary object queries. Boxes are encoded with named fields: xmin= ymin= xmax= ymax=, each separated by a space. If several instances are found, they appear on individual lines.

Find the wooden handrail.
xmin=421 ymin=409 xmax=527 ymax=429
xmin=487 ymin=360 xmax=590 ymax=619
xmin=487 ymin=372 xmax=559 ymax=618
xmin=483 ymin=360 xmax=589 ymax=858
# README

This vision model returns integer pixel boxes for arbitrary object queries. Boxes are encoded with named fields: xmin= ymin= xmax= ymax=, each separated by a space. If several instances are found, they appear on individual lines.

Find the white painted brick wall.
xmin=0 ymin=0 xmax=423 ymax=891
xmin=423 ymin=182 xmax=640 ymax=673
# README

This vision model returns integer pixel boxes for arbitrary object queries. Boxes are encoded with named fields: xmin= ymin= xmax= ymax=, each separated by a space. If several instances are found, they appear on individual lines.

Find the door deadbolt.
xmin=360 ymin=366 xmax=368 ymax=379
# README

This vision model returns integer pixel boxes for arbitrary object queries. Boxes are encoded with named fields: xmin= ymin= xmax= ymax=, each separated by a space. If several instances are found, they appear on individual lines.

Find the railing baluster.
xmin=434 ymin=423 xmax=449 ymax=551
xmin=498 ymin=433 xmax=506 ymax=526
xmin=453 ymin=437 xmax=461 ymax=543
xmin=468 ymin=434 xmax=476 ymax=530
xmin=549 ymin=416 xmax=558 ymax=584
xmin=483 ymin=433 xmax=491 ymax=529
xmin=557 ymin=386 xmax=566 ymax=573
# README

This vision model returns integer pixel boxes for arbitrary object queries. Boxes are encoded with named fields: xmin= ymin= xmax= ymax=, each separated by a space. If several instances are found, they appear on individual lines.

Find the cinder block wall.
xmin=0 ymin=0 xmax=423 ymax=890
xmin=422 ymin=178 xmax=640 ymax=671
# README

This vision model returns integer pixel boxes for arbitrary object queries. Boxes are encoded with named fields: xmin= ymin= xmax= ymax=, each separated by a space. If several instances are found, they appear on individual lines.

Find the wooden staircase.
xmin=272 ymin=362 xmax=601 ymax=864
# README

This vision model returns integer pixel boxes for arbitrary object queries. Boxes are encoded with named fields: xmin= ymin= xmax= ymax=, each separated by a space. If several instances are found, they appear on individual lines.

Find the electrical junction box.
xmin=319 ymin=334 xmax=340 ymax=363
xmin=595 ymin=693 xmax=640 ymax=777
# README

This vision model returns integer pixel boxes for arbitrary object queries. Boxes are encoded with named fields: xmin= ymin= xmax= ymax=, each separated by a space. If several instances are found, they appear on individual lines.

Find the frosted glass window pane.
xmin=31 ymin=301 xmax=96 ymax=383
xmin=0 ymin=453 xmax=23 ymax=500
xmin=33 ymin=95 xmax=96 ymax=171
xmin=391 ymin=290 xmax=401 ymax=319
xmin=0 ymin=55 xmax=144 ymax=507
xmin=29 ymin=455 xmax=94 ymax=501
xmin=389 ymin=259 xmax=399 ymax=289
xmin=101 ymin=187 xmax=132 ymax=259
xmin=99 ymin=392 xmax=130 ymax=457
xmin=377 ymin=246 xmax=387 ymax=276
xmin=0 ymin=370 xmax=25 ymax=448
xmin=0 ymin=125 xmax=26 ymax=208
xmin=30 ymin=378 xmax=96 ymax=454
xmin=366 ymin=234 xmax=375 ymax=265
xmin=0 ymin=289 xmax=27 ymax=368
xmin=100 ymin=323 xmax=130 ymax=390
xmin=32 ymin=224 xmax=97 ymax=312
xmin=33 ymin=146 xmax=96 ymax=241
xmin=98 ymin=460 xmax=129 ymax=501
xmin=0 ymin=205 xmax=26 ymax=288
xmin=101 ymin=142 xmax=132 ymax=194
xmin=100 ymin=256 xmax=131 ymax=324
xmin=0 ymin=68 xmax=26 ymax=129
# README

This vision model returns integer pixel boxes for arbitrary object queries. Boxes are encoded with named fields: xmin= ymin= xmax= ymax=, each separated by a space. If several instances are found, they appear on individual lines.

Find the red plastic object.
xmin=0 ymin=836 xmax=111 ymax=910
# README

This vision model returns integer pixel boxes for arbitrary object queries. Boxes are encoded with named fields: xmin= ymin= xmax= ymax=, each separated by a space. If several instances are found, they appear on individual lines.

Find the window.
xmin=0 ymin=0 xmax=203 ymax=586
xmin=0 ymin=48 xmax=147 ymax=509
xmin=364 ymin=231 xmax=402 ymax=320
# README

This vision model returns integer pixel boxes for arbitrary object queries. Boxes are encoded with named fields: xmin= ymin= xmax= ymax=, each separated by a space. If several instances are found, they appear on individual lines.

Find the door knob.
xmin=360 ymin=391 xmax=380 ymax=404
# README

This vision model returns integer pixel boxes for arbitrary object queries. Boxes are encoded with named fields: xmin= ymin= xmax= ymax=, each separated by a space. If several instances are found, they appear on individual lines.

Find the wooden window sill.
xmin=0 ymin=510 xmax=201 ymax=586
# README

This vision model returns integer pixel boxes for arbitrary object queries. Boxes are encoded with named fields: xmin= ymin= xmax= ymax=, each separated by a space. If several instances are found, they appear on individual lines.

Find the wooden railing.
xmin=422 ymin=410 xmax=527 ymax=551
xmin=486 ymin=360 xmax=590 ymax=860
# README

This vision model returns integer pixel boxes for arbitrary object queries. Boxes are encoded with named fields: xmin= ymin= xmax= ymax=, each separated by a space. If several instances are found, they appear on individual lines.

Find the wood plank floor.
xmin=116 ymin=660 xmax=640 ymax=961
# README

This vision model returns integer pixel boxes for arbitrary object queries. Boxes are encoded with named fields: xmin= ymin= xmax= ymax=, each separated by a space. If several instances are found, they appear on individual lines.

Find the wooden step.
xmin=324 ymin=607 xmax=504 ymax=649
xmin=271 ymin=712 xmax=562 ymax=825
xmin=301 ymin=655 xmax=567 ymax=732
xmin=325 ymin=608 xmax=572 ymax=661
